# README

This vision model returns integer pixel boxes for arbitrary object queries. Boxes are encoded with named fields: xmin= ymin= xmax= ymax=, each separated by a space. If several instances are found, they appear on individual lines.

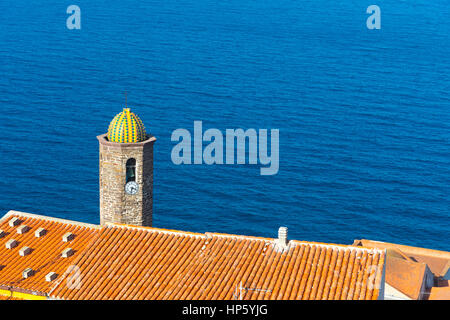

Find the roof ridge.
xmin=105 ymin=224 xmax=385 ymax=254
xmin=357 ymin=238 xmax=450 ymax=258
xmin=205 ymin=232 xmax=274 ymax=241
xmin=107 ymin=223 xmax=277 ymax=242
xmin=2 ymin=211 xmax=101 ymax=229
xmin=289 ymin=240 xmax=386 ymax=254
xmin=105 ymin=222 xmax=206 ymax=237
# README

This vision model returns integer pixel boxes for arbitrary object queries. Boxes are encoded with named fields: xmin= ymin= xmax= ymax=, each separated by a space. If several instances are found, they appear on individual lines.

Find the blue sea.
xmin=0 ymin=1 xmax=449 ymax=251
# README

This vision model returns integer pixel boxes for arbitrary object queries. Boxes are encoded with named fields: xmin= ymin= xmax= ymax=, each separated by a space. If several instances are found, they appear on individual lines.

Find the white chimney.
xmin=276 ymin=227 xmax=289 ymax=251
xmin=278 ymin=227 xmax=288 ymax=245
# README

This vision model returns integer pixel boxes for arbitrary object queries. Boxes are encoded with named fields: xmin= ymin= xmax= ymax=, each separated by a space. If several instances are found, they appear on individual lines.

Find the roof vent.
xmin=35 ymin=227 xmax=46 ymax=238
xmin=5 ymin=239 xmax=18 ymax=249
xmin=9 ymin=217 xmax=20 ymax=227
xmin=275 ymin=227 xmax=289 ymax=252
xmin=19 ymin=246 xmax=32 ymax=256
xmin=45 ymin=272 xmax=57 ymax=282
xmin=61 ymin=248 xmax=74 ymax=258
xmin=0 ymin=230 xmax=5 ymax=238
xmin=278 ymin=227 xmax=288 ymax=245
xmin=17 ymin=225 xmax=30 ymax=234
xmin=22 ymin=268 xmax=34 ymax=279
xmin=62 ymin=232 xmax=74 ymax=242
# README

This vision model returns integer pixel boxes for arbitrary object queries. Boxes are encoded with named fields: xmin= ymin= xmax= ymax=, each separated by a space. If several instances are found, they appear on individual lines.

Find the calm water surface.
xmin=0 ymin=1 xmax=449 ymax=250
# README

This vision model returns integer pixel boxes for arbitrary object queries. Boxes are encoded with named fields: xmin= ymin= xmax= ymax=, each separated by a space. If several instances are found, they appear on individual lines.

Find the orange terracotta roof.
xmin=428 ymin=280 xmax=450 ymax=300
xmin=49 ymin=224 xmax=385 ymax=300
xmin=384 ymin=255 xmax=427 ymax=300
xmin=0 ymin=211 xmax=100 ymax=296
xmin=353 ymin=239 xmax=450 ymax=278
xmin=0 ymin=211 xmax=386 ymax=300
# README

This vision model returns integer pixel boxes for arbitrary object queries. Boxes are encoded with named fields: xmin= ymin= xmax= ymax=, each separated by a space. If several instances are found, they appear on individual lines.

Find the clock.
xmin=125 ymin=181 xmax=139 ymax=195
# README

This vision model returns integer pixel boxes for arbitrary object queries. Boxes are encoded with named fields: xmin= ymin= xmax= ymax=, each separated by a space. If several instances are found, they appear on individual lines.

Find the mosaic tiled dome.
xmin=107 ymin=108 xmax=147 ymax=143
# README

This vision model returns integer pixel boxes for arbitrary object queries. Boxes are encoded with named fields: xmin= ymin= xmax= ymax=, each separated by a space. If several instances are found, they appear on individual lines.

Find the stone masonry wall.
xmin=99 ymin=135 xmax=154 ymax=226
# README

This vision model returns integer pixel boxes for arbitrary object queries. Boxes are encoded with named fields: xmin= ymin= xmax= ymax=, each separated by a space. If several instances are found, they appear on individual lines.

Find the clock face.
xmin=125 ymin=181 xmax=139 ymax=195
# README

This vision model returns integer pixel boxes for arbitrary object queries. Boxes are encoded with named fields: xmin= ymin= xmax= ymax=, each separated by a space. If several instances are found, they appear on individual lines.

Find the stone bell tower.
xmin=98 ymin=108 xmax=156 ymax=226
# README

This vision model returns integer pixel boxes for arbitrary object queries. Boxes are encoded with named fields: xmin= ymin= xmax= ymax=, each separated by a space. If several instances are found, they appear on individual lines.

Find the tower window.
xmin=126 ymin=158 xmax=136 ymax=182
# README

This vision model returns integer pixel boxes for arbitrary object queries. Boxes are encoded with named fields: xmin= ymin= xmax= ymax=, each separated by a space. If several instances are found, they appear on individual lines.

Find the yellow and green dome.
xmin=107 ymin=108 xmax=147 ymax=143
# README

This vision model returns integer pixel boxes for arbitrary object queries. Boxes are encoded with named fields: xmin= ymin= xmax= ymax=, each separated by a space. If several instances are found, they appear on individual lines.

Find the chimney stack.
xmin=276 ymin=227 xmax=289 ymax=251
